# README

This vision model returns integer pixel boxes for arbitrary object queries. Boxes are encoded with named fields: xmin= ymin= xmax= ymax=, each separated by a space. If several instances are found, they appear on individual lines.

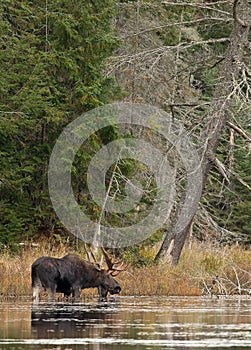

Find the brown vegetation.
xmin=0 ymin=239 xmax=250 ymax=299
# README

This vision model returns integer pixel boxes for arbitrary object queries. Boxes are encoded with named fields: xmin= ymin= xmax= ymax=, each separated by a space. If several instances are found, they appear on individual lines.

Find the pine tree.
xmin=0 ymin=0 xmax=119 ymax=247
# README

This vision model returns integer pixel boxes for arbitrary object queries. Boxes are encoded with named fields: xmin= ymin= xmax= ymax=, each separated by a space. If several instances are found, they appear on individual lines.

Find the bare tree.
xmin=106 ymin=0 xmax=251 ymax=264
xmin=156 ymin=0 xmax=251 ymax=264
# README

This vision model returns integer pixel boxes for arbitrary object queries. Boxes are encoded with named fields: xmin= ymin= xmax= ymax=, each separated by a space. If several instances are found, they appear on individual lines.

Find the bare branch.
xmin=162 ymin=1 xmax=231 ymax=16
xmin=214 ymin=157 xmax=230 ymax=183
xmin=228 ymin=169 xmax=251 ymax=190
xmin=106 ymin=38 xmax=229 ymax=76
xmin=122 ymin=18 xmax=231 ymax=39
xmin=227 ymin=121 xmax=251 ymax=142
xmin=0 ymin=111 xmax=27 ymax=115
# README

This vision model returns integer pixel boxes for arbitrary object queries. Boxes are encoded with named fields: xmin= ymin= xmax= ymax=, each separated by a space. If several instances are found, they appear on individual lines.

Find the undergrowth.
xmin=0 ymin=239 xmax=250 ymax=298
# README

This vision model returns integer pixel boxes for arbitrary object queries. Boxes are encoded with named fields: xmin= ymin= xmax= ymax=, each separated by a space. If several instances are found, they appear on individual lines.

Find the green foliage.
xmin=123 ymin=230 xmax=162 ymax=267
xmin=0 ymin=0 xmax=120 ymax=247
xmin=1 ymin=0 xmax=250 ymax=252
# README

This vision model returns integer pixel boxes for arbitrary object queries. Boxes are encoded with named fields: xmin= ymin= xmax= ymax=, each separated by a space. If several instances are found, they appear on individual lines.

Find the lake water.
xmin=0 ymin=296 xmax=251 ymax=349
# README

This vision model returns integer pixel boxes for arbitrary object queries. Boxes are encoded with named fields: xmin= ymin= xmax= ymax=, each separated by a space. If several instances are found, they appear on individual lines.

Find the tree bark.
xmin=155 ymin=0 xmax=251 ymax=264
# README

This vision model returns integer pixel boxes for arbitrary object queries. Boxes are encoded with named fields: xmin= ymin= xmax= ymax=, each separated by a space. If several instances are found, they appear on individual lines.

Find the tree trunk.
xmin=155 ymin=0 xmax=251 ymax=264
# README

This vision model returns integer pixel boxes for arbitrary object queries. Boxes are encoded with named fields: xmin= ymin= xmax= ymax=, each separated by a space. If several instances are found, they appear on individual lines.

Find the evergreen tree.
xmin=0 ymin=0 xmax=119 ymax=247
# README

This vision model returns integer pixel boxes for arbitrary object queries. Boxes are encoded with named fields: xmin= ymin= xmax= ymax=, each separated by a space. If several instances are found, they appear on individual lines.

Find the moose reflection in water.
xmin=1 ymin=297 xmax=251 ymax=349
xmin=31 ymin=302 xmax=120 ymax=339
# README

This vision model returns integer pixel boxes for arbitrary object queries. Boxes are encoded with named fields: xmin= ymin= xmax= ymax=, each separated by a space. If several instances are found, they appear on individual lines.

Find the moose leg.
xmin=32 ymin=284 xmax=41 ymax=303
xmin=63 ymin=289 xmax=72 ymax=300
xmin=98 ymin=286 xmax=108 ymax=301
xmin=31 ymin=264 xmax=43 ymax=302
xmin=46 ymin=283 xmax=57 ymax=301
xmin=72 ymin=285 xmax=81 ymax=299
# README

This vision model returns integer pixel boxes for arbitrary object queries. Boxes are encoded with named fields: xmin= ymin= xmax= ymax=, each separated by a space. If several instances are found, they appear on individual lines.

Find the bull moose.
xmin=31 ymin=253 xmax=123 ymax=302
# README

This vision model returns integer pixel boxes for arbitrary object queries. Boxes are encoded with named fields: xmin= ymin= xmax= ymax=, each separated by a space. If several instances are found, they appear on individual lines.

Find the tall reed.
xmin=0 ymin=239 xmax=250 ymax=298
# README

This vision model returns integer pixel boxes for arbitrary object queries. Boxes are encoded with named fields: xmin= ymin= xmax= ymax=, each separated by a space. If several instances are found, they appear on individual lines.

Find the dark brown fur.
xmin=32 ymin=254 xmax=121 ymax=301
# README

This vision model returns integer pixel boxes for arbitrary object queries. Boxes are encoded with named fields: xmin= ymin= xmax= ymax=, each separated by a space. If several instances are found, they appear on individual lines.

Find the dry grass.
xmin=0 ymin=239 xmax=250 ymax=299
xmin=0 ymin=240 xmax=73 ymax=298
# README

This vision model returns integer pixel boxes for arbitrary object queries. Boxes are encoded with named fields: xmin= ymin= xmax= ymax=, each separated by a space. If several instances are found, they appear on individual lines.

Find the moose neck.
xmin=82 ymin=268 xmax=103 ymax=288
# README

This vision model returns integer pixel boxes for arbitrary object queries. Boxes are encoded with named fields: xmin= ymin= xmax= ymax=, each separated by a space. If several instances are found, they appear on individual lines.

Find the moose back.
xmin=31 ymin=254 xmax=121 ymax=301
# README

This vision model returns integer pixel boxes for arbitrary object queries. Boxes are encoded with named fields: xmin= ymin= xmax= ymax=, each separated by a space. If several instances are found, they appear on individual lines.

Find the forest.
xmin=0 ymin=0 xmax=250 ymax=270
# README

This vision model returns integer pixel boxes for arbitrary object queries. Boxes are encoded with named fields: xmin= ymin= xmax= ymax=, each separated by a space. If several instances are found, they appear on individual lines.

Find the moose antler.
xmin=84 ymin=243 xmax=102 ymax=268
xmin=100 ymin=247 xmax=130 ymax=276
xmin=84 ymin=244 xmax=129 ymax=275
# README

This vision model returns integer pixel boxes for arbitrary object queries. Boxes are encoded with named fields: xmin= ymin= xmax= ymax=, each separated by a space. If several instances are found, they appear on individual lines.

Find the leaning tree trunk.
xmin=155 ymin=0 xmax=251 ymax=265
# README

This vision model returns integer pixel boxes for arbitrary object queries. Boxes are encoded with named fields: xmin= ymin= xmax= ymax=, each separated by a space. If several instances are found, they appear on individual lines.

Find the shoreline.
xmin=0 ymin=240 xmax=250 ymax=298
